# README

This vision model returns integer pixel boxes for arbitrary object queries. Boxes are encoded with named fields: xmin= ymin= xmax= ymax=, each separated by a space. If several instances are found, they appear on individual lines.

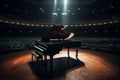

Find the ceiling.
xmin=0 ymin=0 xmax=120 ymax=24
xmin=24 ymin=0 xmax=97 ymax=4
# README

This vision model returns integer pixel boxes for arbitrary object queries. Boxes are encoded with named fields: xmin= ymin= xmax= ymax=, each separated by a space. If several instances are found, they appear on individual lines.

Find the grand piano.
xmin=32 ymin=25 xmax=81 ymax=68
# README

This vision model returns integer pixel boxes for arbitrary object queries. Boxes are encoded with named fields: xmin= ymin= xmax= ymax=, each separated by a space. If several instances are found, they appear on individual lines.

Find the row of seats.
xmin=0 ymin=37 xmax=41 ymax=52
xmin=80 ymin=38 xmax=120 ymax=53
xmin=0 ymin=37 xmax=120 ymax=54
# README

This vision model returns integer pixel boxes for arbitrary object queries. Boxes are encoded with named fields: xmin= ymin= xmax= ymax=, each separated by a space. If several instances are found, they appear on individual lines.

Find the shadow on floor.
xmin=29 ymin=57 xmax=84 ymax=79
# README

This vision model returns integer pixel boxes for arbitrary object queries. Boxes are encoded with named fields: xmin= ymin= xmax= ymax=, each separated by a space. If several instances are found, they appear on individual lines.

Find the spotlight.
xmin=64 ymin=0 xmax=67 ymax=5
xmin=55 ymin=0 xmax=57 ymax=4
xmin=53 ymin=0 xmax=57 ymax=13
xmin=61 ymin=13 xmax=67 ymax=15
xmin=52 ymin=13 xmax=58 ymax=16
xmin=63 ymin=0 xmax=68 ymax=12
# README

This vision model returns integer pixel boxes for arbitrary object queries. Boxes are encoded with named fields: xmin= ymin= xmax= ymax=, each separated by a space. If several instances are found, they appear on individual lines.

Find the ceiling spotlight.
xmin=52 ymin=13 xmax=58 ymax=16
xmin=63 ymin=0 xmax=68 ymax=13
xmin=61 ymin=13 xmax=67 ymax=15
xmin=64 ymin=0 xmax=67 ymax=5
xmin=55 ymin=0 xmax=57 ymax=4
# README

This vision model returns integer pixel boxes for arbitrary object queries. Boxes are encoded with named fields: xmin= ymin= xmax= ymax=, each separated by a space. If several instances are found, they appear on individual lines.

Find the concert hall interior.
xmin=0 ymin=0 xmax=120 ymax=80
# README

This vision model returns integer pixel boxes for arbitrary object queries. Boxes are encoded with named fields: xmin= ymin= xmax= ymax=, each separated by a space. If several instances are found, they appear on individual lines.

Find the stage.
xmin=0 ymin=49 xmax=120 ymax=80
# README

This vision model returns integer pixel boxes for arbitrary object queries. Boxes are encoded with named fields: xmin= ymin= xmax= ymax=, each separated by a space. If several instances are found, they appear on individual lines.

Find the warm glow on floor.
xmin=0 ymin=49 xmax=120 ymax=80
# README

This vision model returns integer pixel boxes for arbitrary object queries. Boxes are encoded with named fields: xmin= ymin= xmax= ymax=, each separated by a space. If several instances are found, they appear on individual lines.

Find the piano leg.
xmin=44 ymin=55 xmax=47 ymax=66
xmin=32 ymin=53 xmax=33 ymax=62
xmin=68 ymin=48 xmax=70 ymax=57
xmin=50 ymin=55 xmax=53 ymax=71
xmin=76 ymin=48 xmax=78 ymax=59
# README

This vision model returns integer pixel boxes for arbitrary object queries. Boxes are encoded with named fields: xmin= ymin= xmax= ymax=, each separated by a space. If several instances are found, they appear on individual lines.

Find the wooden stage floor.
xmin=0 ymin=49 xmax=120 ymax=80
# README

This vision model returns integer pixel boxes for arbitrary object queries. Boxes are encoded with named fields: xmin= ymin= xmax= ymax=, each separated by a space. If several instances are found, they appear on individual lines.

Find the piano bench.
xmin=32 ymin=51 xmax=43 ymax=61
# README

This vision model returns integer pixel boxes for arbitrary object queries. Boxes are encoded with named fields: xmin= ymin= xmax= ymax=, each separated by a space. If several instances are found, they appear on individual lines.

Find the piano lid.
xmin=44 ymin=25 xmax=74 ymax=39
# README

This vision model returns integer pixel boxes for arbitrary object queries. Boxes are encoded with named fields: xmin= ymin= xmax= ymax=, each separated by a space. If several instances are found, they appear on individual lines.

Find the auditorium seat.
xmin=0 ymin=37 xmax=120 ymax=54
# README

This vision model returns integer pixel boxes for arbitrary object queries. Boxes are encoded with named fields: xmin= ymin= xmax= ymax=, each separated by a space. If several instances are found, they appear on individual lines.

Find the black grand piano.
xmin=32 ymin=25 xmax=81 ymax=68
